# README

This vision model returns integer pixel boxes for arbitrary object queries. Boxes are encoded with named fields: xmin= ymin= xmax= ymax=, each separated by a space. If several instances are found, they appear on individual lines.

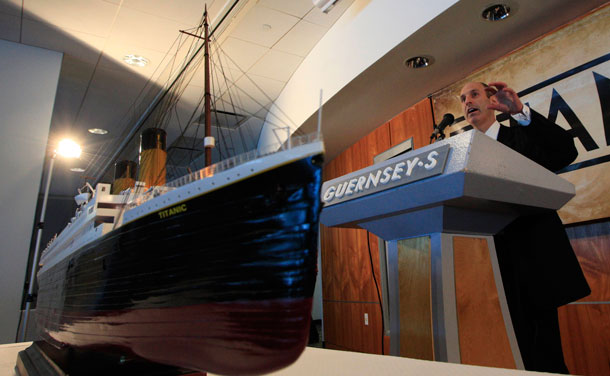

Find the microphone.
xmin=430 ymin=113 xmax=455 ymax=142
xmin=438 ymin=113 xmax=455 ymax=132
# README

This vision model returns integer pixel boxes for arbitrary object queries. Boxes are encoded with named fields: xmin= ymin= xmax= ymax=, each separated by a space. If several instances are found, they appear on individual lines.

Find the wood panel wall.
xmin=320 ymin=97 xmax=434 ymax=353
xmin=560 ymin=221 xmax=610 ymax=376
xmin=453 ymin=237 xmax=515 ymax=368
xmin=397 ymin=236 xmax=433 ymax=360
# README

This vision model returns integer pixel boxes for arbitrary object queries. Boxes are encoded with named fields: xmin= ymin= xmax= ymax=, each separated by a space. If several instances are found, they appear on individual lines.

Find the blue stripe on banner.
xmin=558 ymin=154 xmax=610 ymax=174
xmin=519 ymin=53 xmax=610 ymax=97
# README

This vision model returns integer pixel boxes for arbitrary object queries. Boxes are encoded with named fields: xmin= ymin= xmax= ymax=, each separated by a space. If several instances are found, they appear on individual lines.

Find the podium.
xmin=320 ymin=130 xmax=575 ymax=369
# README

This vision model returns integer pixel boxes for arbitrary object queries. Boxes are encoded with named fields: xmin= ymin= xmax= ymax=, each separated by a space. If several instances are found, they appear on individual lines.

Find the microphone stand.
xmin=429 ymin=113 xmax=454 ymax=144
xmin=429 ymin=126 xmax=446 ymax=144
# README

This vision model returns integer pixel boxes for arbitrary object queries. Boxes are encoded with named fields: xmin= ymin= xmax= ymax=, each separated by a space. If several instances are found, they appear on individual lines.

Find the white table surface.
xmin=1 ymin=342 xmax=31 ymax=376
xmin=2 ymin=342 xmax=559 ymax=376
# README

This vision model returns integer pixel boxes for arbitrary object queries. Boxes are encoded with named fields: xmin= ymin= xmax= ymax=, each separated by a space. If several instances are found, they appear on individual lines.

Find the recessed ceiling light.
xmin=482 ymin=4 xmax=511 ymax=21
xmin=88 ymin=128 xmax=108 ymax=135
xmin=123 ymin=54 xmax=149 ymax=67
xmin=405 ymin=56 xmax=433 ymax=69
xmin=313 ymin=0 xmax=339 ymax=13
xmin=70 ymin=167 xmax=85 ymax=172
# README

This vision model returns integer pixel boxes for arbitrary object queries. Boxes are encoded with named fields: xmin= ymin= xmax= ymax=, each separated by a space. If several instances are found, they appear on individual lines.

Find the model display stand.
xmin=16 ymin=341 xmax=203 ymax=376
xmin=320 ymin=130 xmax=575 ymax=369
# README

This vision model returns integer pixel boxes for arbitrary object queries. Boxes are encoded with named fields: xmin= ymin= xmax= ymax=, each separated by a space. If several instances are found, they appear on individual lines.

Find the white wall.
xmin=0 ymin=39 xmax=62 ymax=344
xmin=257 ymin=0 xmax=457 ymax=152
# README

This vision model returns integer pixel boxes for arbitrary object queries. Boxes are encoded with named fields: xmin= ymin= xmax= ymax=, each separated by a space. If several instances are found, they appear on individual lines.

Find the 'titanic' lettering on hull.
xmin=158 ymin=204 xmax=187 ymax=219
xmin=321 ymin=144 xmax=450 ymax=206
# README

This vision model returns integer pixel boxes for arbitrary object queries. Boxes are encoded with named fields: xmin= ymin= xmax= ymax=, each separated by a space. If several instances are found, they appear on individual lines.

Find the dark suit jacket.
xmin=493 ymin=109 xmax=591 ymax=309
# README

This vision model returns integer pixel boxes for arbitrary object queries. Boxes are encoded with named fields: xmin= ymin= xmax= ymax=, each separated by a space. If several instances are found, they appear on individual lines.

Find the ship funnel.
xmin=112 ymin=160 xmax=137 ymax=194
xmin=138 ymin=128 xmax=167 ymax=188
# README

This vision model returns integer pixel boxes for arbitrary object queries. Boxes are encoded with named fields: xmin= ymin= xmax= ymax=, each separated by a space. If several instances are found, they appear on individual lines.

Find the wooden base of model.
xmin=15 ymin=341 xmax=202 ymax=376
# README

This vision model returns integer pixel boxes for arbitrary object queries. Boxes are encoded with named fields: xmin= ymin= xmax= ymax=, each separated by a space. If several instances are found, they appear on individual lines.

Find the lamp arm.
xmin=17 ymin=152 xmax=56 ymax=342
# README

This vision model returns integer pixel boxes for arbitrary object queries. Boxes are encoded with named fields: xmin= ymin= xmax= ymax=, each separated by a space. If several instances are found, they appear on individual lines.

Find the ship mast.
xmin=203 ymin=7 xmax=213 ymax=167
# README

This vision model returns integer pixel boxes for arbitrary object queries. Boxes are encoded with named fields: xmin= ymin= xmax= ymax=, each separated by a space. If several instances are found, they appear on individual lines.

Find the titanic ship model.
xmin=31 ymin=8 xmax=324 ymax=376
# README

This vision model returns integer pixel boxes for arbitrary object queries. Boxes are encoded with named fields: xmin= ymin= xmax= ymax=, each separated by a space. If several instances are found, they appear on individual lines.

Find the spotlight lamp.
xmin=57 ymin=139 xmax=82 ymax=158
xmin=482 ymin=4 xmax=511 ymax=21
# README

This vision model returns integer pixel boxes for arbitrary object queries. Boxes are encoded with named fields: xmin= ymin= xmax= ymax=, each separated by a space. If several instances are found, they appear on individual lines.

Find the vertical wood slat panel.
xmin=321 ymin=123 xmax=390 ymax=303
xmin=323 ymin=301 xmax=383 ymax=354
xmin=321 ymin=227 xmax=381 ymax=302
xmin=566 ymin=224 xmax=610 ymax=302
xmin=558 ymin=303 xmax=610 ymax=376
xmin=321 ymin=98 xmax=434 ymax=354
xmin=453 ymin=237 xmax=516 ymax=368
xmin=561 ymin=221 xmax=610 ymax=376
xmin=325 ymin=342 xmax=350 ymax=351
xmin=324 ymin=122 xmax=391 ymax=181
xmin=397 ymin=236 xmax=434 ymax=361
xmin=389 ymin=97 xmax=434 ymax=150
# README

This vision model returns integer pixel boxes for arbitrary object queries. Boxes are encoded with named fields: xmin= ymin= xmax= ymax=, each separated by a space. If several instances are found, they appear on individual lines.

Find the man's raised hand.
xmin=486 ymin=81 xmax=524 ymax=115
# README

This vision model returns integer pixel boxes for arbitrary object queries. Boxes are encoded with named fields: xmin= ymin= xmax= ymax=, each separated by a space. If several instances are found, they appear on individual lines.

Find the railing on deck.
xmin=166 ymin=132 xmax=321 ymax=189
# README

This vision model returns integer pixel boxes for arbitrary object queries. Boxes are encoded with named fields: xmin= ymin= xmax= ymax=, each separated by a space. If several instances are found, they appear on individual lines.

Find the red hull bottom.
xmin=37 ymin=297 xmax=313 ymax=375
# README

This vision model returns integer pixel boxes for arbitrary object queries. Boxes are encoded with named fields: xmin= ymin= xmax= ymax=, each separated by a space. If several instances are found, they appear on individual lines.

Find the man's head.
xmin=459 ymin=82 xmax=496 ymax=132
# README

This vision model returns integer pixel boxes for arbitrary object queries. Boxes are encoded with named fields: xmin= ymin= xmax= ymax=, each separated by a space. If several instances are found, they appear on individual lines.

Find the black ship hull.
xmin=35 ymin=153 xmax=323 ymax=375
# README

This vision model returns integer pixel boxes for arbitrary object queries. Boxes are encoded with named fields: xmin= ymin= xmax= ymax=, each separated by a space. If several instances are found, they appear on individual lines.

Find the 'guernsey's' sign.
xmin=322 ymin=144 xmax=450 ymax=206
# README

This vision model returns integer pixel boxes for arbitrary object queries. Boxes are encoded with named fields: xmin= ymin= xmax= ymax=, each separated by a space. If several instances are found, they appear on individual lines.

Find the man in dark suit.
xmin=459 ymin=82 xmax=591 ymax=373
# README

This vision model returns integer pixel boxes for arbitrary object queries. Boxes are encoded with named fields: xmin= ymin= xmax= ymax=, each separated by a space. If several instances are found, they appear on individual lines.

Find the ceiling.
xmin=0 ymin=0 xmax=606 ymax=199
xmin=0 ymin=0 xmax=354 ymax=196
